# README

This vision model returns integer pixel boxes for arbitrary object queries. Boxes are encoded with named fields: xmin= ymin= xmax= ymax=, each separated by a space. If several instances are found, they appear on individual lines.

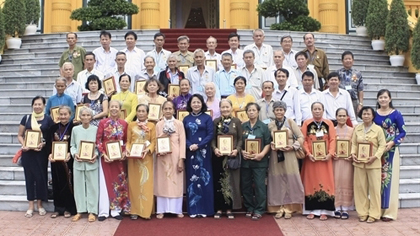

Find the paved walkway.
xmin=0 ymin=208 xmax=418 ymax=235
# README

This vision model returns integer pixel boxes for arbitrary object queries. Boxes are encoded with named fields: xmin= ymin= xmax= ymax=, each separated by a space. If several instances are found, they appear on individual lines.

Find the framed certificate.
xmin=235 ymin=110 xmax=248 ymax=123
xmin=205 ymin=110 xmax=213 ymax=117
xmin=312 ymin=140 xmax=327 ymax=160
xmin=357 ymin=142 xmax=372 ymax=163
xmin=148 ymin=103 xmax=162 ymax=121
xmin=129 ymin=143 xmax=145 ymax=158
xmin=103 ymin=77 xmax=116 ymax=95
xmin=177 ymin=110 xmax=189 ymax=122
xmin=106 ymin=141 xmax=122 ymax=160
xmin=119 ymin=109 xmax=127 ymax=120
xmin=245 ymin=139 xmax=261 ymax=155
xmin=24 ymin=130 xmax=41 ymax=149
xmin=336 ymin=139 xmax=351 ymax=158
xmin=168 ymin=84 xmax=180 ymax=97
xmin=231 ymin=64 xmax=237 ymax=70
xmin=178 ymin=65 xmax=190 ymax=75
xmin=157 ymin=137 xmax=171 ymax=153
xmin=79 ymin=141 xmax=95 ymax=161
xmin=52 ymin=141 xmax=68 ymax=161
xmin=217 ymin=135 xmax=233 ymax=155
xmin=135 ymin=80 xmax=147 ymax=95
xmin=50 ymin=106 xmax=60 ymax=123
xmin=273 ymin=130 xmax=288 ymax=149
xmin=74 ymin=104 xmax=85 ymax=122
xmin=205 ymin=59 xmax=217 ymax=71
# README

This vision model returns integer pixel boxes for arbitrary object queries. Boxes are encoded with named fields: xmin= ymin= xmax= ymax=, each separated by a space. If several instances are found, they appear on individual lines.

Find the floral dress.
xmin=83 ymin=93 xmax=108 ymax=126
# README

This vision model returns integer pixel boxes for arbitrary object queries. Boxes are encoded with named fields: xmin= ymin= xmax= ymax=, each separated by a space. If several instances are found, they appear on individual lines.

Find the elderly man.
xmin=298 ymin=71 xmax=322 ymax=124
xmin=121 ymin=31 xmax=145 ymax=81
xmin=257 ymin=81 xmax=276 ymax=124
xmin=214 ymin=53 xmax=241 ymax=98
xmin=294 ymin=51 xmax=320 ymax=90
xmin=280 ymin=35 xmax=298 ymax=69
xmin=173 ymin=35 xmax=194 ymax=68
xmin=221 ymin=32 xmax=244 ymax=68
xmin=93 ymin=31 xmax=119 ymax=77
xmin=266 ymin=50 xmax=298 ymax=88
xmin=77 ymin=52 xmax=105 ymax=93
xmin=244 ymin=29 xmax=273 ymax=68
xmin=186 ymin=49 xmax=217 ymax=100
xmin=112 ymin=52 xmax=130 ymax=93
xmin=240 ymin=50 xmax=266 ymax=100
xmin=53 ymin=62 xmax=83 ymax=106
xmin=58 ymin=32 xmax=86 ymax=80
xmin=302 ymin=33 xmax=329 ymax=90
xmin=147 ymin=32 xmax=172 ymax=73
xmin=204 ymin=36 xmax=222 ymax=71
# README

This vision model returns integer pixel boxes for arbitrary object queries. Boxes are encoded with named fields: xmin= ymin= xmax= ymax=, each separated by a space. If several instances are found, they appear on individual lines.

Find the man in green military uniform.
xmin=59 ymin=33 xmax=86 ymax=81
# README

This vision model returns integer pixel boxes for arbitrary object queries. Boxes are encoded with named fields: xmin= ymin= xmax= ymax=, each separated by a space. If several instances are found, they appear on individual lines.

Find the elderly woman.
xmin=241 ymin=103 xmax=271 ymax=221
xmin=17 ymin=96 xmax=54 ymax=217
xmin=301 ymin=102 xmax=336 ymax=221
xmin=138 ymin=56 xmax=159 ymax=81
xmin=227 ymin=76 xmax=255 ymax=118
xmin=173 ymin=78 xmax=192 ymax=111
xmin=111 ymin=74 xmax=138 ymax=122
xmin=158 ymin=54 xmax=186 ymax=99
xmin=205 ymin=82 xmax=221 ymax=120
xmin=267 ymin=101 xmax=304 ymax=219
xmin=212 ymin=99 xmax=243 ymax=219
xmin=45 ymin=77 xmax=75 ymax=120
xmin=82 ymin=75 xmax=109 ymax=126
xmin=138 ymin=78 xmax=167 ymax=106
xmin=352 ymin=106 xmax=386 ymax=223
xmin=70 ymin=107 xmax=99 ymax=222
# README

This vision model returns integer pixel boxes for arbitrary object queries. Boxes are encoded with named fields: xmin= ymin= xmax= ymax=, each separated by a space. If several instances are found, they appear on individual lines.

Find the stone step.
xmin=0 ymin=96 xmax=51 ymax=105
xmin=0 ymin=68 xmax=57 ymax=77
xmin=0 ymin=194 xmax=53 ymax=211
xmin=0 ymin=167 xmax=25 ymax=181
xmin=363 ymin=97 xmax=420 ymax=106
xmin=0 ymin=180 xmax=26 ymax=195
xmin=0 ymin=155 xmax=14 ymax=167
xmin=399 ymin=193 xmax=420 ymax=208
xmin=400 ymin=143 xmax=420 ymax=154
xmin=363 ymin=91 xmax=420 ymax=99
xmin=0 ymin=82 xmax=54 ymax=90
xmin=399 ymin=178 xmax=420 ymax=194
xmin=364 ymin=83 xmax=420 ymax=91
xmin=400 ymin=166 xmax=420 ymax=179
xmin=0 ymin=104 xmax=32 ymax=113
xmin=364 ymin=77 xmax=415 ymax=84
xmin=385 ymin=105 xmax=420 ymax=114
xmin=401 ymin=154 xmax=420 ymax=166
xmin=0 ymin=133 xmax=19 ymax=144
xmin=0 ymin=144 xmax=20 ymax=155
xmin=0 ymin=75 xmax=57 ymax=83
xmin=403 ymin=133 xmax=420 ymax=142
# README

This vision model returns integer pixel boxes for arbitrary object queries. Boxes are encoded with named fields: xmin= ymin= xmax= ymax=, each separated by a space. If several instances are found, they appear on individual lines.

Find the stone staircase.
xmin=0 ymin=29 xmax=418 ymax=211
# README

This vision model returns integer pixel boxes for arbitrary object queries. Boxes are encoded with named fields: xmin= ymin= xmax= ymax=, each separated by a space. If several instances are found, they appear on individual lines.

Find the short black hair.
xmin=295 ymin=51 xmax=308 ymax=61
xmin=228 ymin=32 xmax=240 ymax=41
xmin=275 ymin=68 xmax=289 ymax=78
xmin=84 ymin=52 xmax=95 ymax=60
xmin=303 ymin=33 xmax=314 ymax=40
xmin=66 ymin=32 xmax=77 ymax=39
xmin=116 ymin=51 xmax=126 ymax=57
xmin=154 ymin=32 xmax=166 ymax=40
xmin=311 ymin=102 xmax=324 ymax=110
xmin=119 ymin=74 xmax=131 ymax=83
xmin=335 ymin=107 xmax=348 ymax=116
xmin=327 ymin=72 xmax=340 ymax=81
xmin=133 ymin=104 xmax=149 ymax=121
xmin=186 ymin=94 xmax=208 ymax=113
xmin=302 ymin=71 xmax=314 ymax=80
xmin=234 ymin=76 xmax=247 ymax=86
xmin=100 ymin=31 xmax=111 ymax=39
xmin=144 ymin=78 xmax=164 ymax=93
xmin=31 ymin=96 xmax=46 ymax=106
xmin=376 ymin=89 xmax=394 ymax=109
xmin=341 ymin=51 xmax=354 ymax=61
xmin=358 ymin=106 xmax=376 ymax=120
xmin=86 ymin=74 xmax=102 ymax=91
xmin=280 ymin=35 xmax=293 ymax=43
xmin=124 ymin=31 xmax=137 ymax=40
xmin=245 ymin=102 xmax=260 ymax=112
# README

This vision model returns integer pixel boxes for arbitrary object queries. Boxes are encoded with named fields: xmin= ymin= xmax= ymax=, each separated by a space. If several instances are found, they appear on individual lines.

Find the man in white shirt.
xmin=298 ymin=71 xmax=322 ymax=124
xmin=77 ymin=52 xmax=105 ymax=93
xmin=295 ymin=51 xmax=320 ymax=90
xmin=244 ymin=29 xmax=273 ymax=68
xmin=53 ymin=62 xmax=83 ymax=106
xmin=272 ymin=68 xmax=302 ymax=125
xmin=121 ymin=31 xmax=145 ymax=81
xmin=93 ymin=31 xmax=119 ymax=77
xmin=215 ymin=53 xmax=241 ymax=98
xmin=319 ymin=72 xmax=357 ymax=126
xmin=280 ymin=35 xmax=298 ymax=69
xmin=112 ymin=52 xmax=130 ymax=94
xmin=221 ymin=32 xmax=244 ymax=68
xmin=266 ymin=50 xmax=298 ymax=88
xmin=186 ymin=49 xmax=217 ymax=100
xmin=204 ymin=36 xmax=222 ymax=71
xmin=257 ymin=81 xmax=276 ymax=124
xmin=240 ymin=50 xmax=266 ymax=100
xmin=146 ymin=32 xmax=171 ymax=73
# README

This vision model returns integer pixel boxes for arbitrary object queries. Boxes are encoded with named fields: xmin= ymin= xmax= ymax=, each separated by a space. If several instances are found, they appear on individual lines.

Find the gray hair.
xmin=253 ymin=29 xmax=265 ymax=36
xmin=193 ymin=48 xmax=205 ymax=57
xmin=206 ymin=36 xmax=217 ymax=43
xmin=177 ymin=35 xmax=190 ymax=43
xmin=243 ymin=49 xmax=255 ymax=58
xmin=55 ymin=77 xmax=67 ymax=84
xmin=79 ymin=107 xmax=93 ymax=118
xmin=167 ymin=53 xmax=178 ymax=63
xmin=219 ymin=99 xmax=232 ymax=108
xmin=272 ymin=101 xmax=287 ymax=112
xmin=62 ymin=62 xmax=74 ymax=70
xmin=109 ymin=100 xmax=122 ymax=109
xmin=58 ymin=105 xmax=72 ymax=115
xmin=204 ymin=82 xmax=216 ymax=89
xmin=144 ymin=55 xmax=155 ymax=63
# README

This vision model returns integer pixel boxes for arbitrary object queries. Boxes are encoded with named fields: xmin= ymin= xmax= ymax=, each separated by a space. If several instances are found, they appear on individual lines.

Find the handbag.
xmin=287 ymin=119 xmax=306 ymax=159
xmin=13 ymin=115 xmax=30 ymax=166
xmin=227 ymin=151 xmax=242 ymax=170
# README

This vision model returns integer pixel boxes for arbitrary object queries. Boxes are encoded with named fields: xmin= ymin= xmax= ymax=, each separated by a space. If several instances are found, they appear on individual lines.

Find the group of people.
xmin=16 ymin=29 xmax=405 ymax=224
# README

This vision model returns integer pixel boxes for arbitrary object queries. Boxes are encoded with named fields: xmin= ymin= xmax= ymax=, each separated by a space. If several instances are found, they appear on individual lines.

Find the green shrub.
xmin=24 ymin=0 xmax=41 ymax=25
xmin=0 ymin=9 xmax=6 ymax=51
xmin=366 ymin=0 xmax=388 ymax=40
xmin=351 ymin=0 xmax=369 ymax=26
xmin=384 ymin=0 xmax=410 ymax=54
xmin=3 ymin=0 xmax=26 ymax=37
xmin=411 ymin=19 xmax=420 ymax=70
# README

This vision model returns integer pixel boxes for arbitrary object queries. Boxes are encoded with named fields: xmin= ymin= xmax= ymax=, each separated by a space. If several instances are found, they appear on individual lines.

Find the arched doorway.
xmin=170 ymin=0 xmax=219 ymax=28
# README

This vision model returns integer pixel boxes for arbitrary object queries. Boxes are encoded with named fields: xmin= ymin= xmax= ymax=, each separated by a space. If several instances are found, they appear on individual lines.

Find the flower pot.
xmin=371 ymin=39 xmax=385 ymax=51
xmin=24 ymin=24 xmax=38 ymax=35
xmin=415 ymin=73 xmax=420 ymax=85
xmin=355 ymin=26 xmax=368 ymax=36
xmin=6 ymin=37 xmax=22 ymax=49
xmin=389 ymin=55 xmax=405 ymax=67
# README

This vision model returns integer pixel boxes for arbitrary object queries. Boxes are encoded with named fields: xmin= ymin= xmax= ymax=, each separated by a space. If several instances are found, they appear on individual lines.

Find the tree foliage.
xmin=351 ymin=0 xmax=369 ymax=26
xmin=366 ymin=0 xmax=388 ymax=39
xmin=411 ymin=19 xmax=420 ymax=70
xmin=384 ymin=0 xmax=410 ymax=54
xmin=24 ymin=0 xmax=41 ymax=25
xmin=2 ymin=0 xmax=26 ymax=37
xmin=0 ymin=8 xmax=6 ymax=51
xmin=70 ymin=0 xmax=139 ymax=31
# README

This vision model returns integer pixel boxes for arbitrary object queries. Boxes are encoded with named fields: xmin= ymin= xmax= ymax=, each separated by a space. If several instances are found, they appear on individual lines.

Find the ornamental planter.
xmin=24 ymin=24 xmax=37 ymax=35
xmin=389 ymin=55 xmax=405 ymax=67
xmin=6 ymin=37 xmax=21 ymax=49
xmin=355 ymin=26 xmax=368 ymax=36
xmin=371 ymin=39 xmax=385 ymax=51
xmin=415 ymin=73 xmax=420 ymax=85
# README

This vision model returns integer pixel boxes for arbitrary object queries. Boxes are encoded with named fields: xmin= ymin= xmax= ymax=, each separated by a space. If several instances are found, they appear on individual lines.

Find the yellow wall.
xmin=307 ymin=0 xmax=346 ymax=34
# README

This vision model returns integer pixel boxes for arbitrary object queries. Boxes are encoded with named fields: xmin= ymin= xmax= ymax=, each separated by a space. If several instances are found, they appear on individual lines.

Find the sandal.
xmin=284 ymin=213 xmax=292 ymax=219
xmin=226 ymin=212 xmax=235 ymax=220
xmin=156 ymin=214 xmax=164 ymax=219
xmin=274 ymin=212 xmax=283 ymax=219
xmin=251 ymin=213 xmax=262 ymax=221
xmin=359 ymin=216 xmax=367 ymax=222
xmin=130 ymin=215 xmax=138 ymax=220
xmin=381 ymin=217 xmax=392 ymax=222
xmin=50 ymin=212 xmax=59 ymax=218
xmin=64 ymin=211 xmax=71 ymax=218
xmin=177 ymin=213 xmax=184 ymax=218
xmin=320 ymin=214 xmax=328 ymax=221
xmin=341 ymin=212 xmax=349 ymax=220
xmin=38 ymin=208 xmax=46 ymax=216
xmin=214 ymin=211 xmax=222 ymax=219
xmin=245 ymin=212 xmax=252 ymax=218
xmin=88 ymin=213 xmax=96 ymax=222
xmin=25 ymin=209 xmax=33 ymax=218
xmin=334 ymin=211 xmax=342 ymax=219
xmin=72 ymin=214 xmax=82 ymax=222
xmin=367 ymin=216 xmax=376 ymax=223
xmin=306 ymin=214 xmax=315 ymax=220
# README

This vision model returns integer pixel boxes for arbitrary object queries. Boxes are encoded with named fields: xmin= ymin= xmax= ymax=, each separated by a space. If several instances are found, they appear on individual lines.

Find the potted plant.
xmin=0 ymin=8 xmax=5 ymax=63
xmin=366 ymin=0 xmax=388 ymax=50
xmin=24 ymin=0 xmax=40 ymax=35
xmin=411 ymin=18 xmax=420 ymax=84
xmin=352 ymin=0 xmax=369 ymax=36
xmin=3 ymin=0 xmax=26 ymax=49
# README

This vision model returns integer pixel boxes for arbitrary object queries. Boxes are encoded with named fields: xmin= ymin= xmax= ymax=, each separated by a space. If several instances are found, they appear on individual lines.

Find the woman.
xmin=211 ymin=99 xmax=243 ymax=219
xmin=70 ymin=107 xmax=99 ymax=222
xmin=267 ymin=101 xmax=304 ymax=219
xmin=205 ymin=82 xmax=220 ymax=120
xmin=45 ymin=77 xmax=75 ymax=120
xmin=301 ymin=102 xmax=336 ymax=221
xmin=126 ymin=104 xmax=156 ymax=220
xmin=139 ymin=56 xmax=159 ymax=81
xmin=111 ymin=74 xmax=138 ymax=122
xmin=241 ymin=103 xmax=271 ymax=221
xmin=138 ymin=78 xmax=167 ymax=107
xmin=155 ymin=101 xmax=186 ymax=219
xmin=48 ymin=106 xmax=77 ymax=218
xmin=374 ymin=89 xmax=406 ymax=221
xmin=17 ymin=96 xmax=54 ymax=217
xmin=351 ymin=106 xmax=386 ymax=223
xmin=173 ymin=78 xmax=192 ymax=111
xmin=333 ymin=108 xmax=354 ymax=219
xmin=158 ymin=54 xmax=185 ymax=98
xmin=82 ymin=75 xmax=109 ymax=126
xmin=227 ymin=76 xmax=255 ymax=117
xmin=183 ymin=94 xmax=214 ymax=218
xmin=96 ymin=100 xmax=130 ymax=221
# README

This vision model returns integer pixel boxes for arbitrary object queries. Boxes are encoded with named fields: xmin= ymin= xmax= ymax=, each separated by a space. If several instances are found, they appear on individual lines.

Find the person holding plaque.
xmin=173 ymin=78 xmax=192 ymax=111
xmin=17 ymin=96 xmax=54 ymax=218
xmin=155 ymin=101 xmax=186 ymax=219
xmin=137 ymin=78 xmax=166 ymax=108
xmin=49 ymin=106 xmax=77 ymax=218
xmin=351 ymin=106 xmax=386 ymax=223
xmin=158 ymin=54 xmax=185 ymax=99
xmin=111 ymin=74 xmax=138 ymax=122
xmin=333 ymin=108 xmax=354 ymax=219
xmin=227 ymin=76 xmax=255 ymax=118
xmin=183 ymin=94 xmax=214 ymax=218
xmin=70 ymin=107 xmax=99 ymax=222
xmin=126 ymin=104 xmax=156 ymax=220
xmin=96 ymin=100 xmax=130 ymax=221
xmin=205 ymin=82 xmax=220 ymax=120
xmin=82 ymin=75 xmax=109 ymax=126
xmin=267 ymin=101 xmax=304 ymax=219
xmin=301 ymin=102 xmax=336 ymax=221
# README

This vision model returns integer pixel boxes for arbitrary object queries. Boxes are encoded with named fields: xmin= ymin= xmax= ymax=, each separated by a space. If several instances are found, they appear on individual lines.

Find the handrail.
xmin=387 ymin=0 xmax=418 ymax=30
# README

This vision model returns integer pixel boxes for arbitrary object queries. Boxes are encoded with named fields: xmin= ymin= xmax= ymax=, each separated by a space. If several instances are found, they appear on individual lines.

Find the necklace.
xmin=336 ymin=125 xmax=348 ymax=139
xmin=235 ymin=94 xmax=245 ymax=109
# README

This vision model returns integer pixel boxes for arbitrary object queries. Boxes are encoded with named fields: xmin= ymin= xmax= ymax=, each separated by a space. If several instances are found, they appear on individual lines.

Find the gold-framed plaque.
xmin=74 ymin=104 xmax=85 ymax=122
xmin=178 ymin=65 xmax=190 ymax=75
xmin=106 ymin=141 xmax=122 ymax=160
xmin=235 ymin=110 xmax=248 ymax=123
xmin=336 ymin=139 xmax=351 ymax=158
xmin=24 ymin=130 xmax=41 ymax=149
xmin=50 ymin=106 xmax=60 ymax=123
xmin=52 ymin=141 xmax=68 ymax=161
xmin=177 ymin=110 xmax=189 ymax=122
xmin=245 ymin=139 xmax=261 ymax=155
xmin=312 ymin=140 xmax=327 ymax=160
xmin=79 ymin=141 xmax=95 ymax=161
xmin=205 ymin=59 xmax=217 ymax=71
xmin=103 ymin=76 xmax=116 ymax=95
xmin=148 ymin=103 xmax=162 ymax=121
xmin=168 ymin=84 xmax=180 ymax=97
xmin=231 ymin=64 xmax=237 ymax=70
xmin=217 ymin=135 xmax=233 ymax=155
xmin=357 ymin=142 xmax=372 ymax=163
xmin=129 ymin=143 xmax=145 ymax=158
xmin=205 ymin=110 xmax=213 ymax=117
xmin=119 ymin=109 xmax=127 ymax=120
xmin=273 ymin=130 xmax=288 ymax=149
xmin=157 ymin=137 xmax=171 ymax=154
xmin=135 ymin=80 xmax=147 ymax=95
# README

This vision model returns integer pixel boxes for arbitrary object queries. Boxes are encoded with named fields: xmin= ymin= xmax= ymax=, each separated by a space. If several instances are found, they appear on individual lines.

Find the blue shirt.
xmin=45 ymin=93 xmax=75 ymax=120
xmin=214 ymin=68 xmax=241 ymax=97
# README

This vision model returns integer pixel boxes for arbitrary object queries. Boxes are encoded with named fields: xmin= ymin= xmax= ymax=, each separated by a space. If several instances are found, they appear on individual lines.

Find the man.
xmin=298 ymin=71 xmax=322 ymax=124
xmin=214 ymin=53 xmax=241 ymax=98
xmin=53 ymin=62 xmax=83 ymax=106
xmin=244 ymin=29 xmax=273 ymax=68
xmin=121 ymin=31 xmax=145 ymax=81
xmin=319 ymin=72 xmax=357 ymax=126
xmin=93 ymin=31 xmax=119 ymax=77
xmin=173 ymin=35 xmax=194 ymax=67
xmin=272 ymin=68 xmax=302 ymax=125
xmin=112 ymin=52 xmax=130 ymax=93
xmin=146 ymin=32 xmax=171 ymax=73
xmin=221 ymin=32 xmax=244 ymax=68
xmin=266 ymin=50 xmax=298 ymax=88
xmin=337 ymin=51 xmax=364 ymax=114
xmin=280 ymin=35 xmax=298 ymax=69
xmin=58 ymin=32 xmax=86 ymax=80
xmin=186 ymin=49 xmax=217 ymax=100
xmin=204 ymin=36 xmax=222 ymax=71
xmin=302 ymin=33 xmax=329 ymax=89
xmin=240 ymin=50 xmax=266 ymax=100
xmin=294 ymin=51 xmax=320 ymax=90
xmin=77 ymin=52 xmax=105 ymax=93
xmin=257 ymin=81 xmax=276 ymax=123
xmin=46 ymin=77 xmax=75 ymax=119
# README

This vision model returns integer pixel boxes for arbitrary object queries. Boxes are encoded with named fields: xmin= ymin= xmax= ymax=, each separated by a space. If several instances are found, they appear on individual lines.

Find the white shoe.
xmin=189 ymin=214 xmax=197 ymax=218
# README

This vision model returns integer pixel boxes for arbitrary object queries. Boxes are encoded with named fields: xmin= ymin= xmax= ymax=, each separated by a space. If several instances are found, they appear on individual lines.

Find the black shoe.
xmin=98 ymin=216 xmax=107 ymax=221
xmin=113 ymin=215 xmax=123 ymax=220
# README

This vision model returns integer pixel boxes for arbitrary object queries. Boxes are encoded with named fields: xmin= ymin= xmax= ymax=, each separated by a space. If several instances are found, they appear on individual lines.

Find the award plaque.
xmin=231 ymin=64 xmax=237 ymax=70
xmin=235 ymin=110 xmax=248 ymax=123
xmin=135 ymin=80 xmax=147 ymax=95
xmin=106 ymin=141 xmax=123 ymax=160
xmin=312 ymin=140 xmax=327 ymax=160
xmin=50 ymin=106 xmax=60 ymax=123
xmin=217 ymin=135 xmax=233 ymax=155
xmin=245 ymin=139 xmax=261 ymax=155
xmin=177 ymin=110 xmax=189 ymax=122
xmin=119 ymin=109 xmax=127 ymax=120
xmin=74 ymin=104 xmax=85 ymax=122
xmin=178 ymin=65 xmax=190 ymax=75
xmin=157 ymin=137 xmax=171 ymax=154
xmin=336 ymin=139 xmax=351 ymax=158
xmin=129 ymin=143 xmax=145 ymax=158
xmin=205 ymin=110 xmax=213 ymax=117
xmin=273 ymin=130 xmax=288 ymax=149
xmin=205 ymin=59 xmax=217 ymax=71
xmin=79 ymin=141 xmax=95 ymax=161
xmin=52 ymin=141 xmax=68 ymax=161
xmin=24 ymin=130 xmax=41 ymax=149
xmin=148 ymin=103 xmax=162 ymax=121
xmin=168 ymin=84 xmax=180 ymax=97
xmin=103 ymin=77 xmax=116 ymax=95
xmin=357 ymin=142 xmax=372 ymax=163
